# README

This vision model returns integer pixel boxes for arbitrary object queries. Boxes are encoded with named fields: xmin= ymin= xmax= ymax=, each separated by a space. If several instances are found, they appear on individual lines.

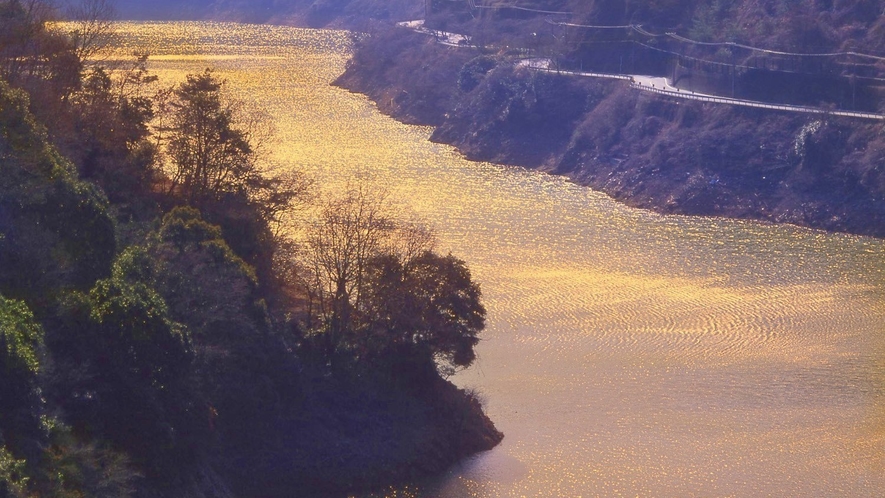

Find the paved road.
xmin=398 ymin=20 xmax=469 ymax=47
xmin=402 ymin=21 xmax=885 ymax=122
xmin=518 ymin=58 xmax=885 ymax=121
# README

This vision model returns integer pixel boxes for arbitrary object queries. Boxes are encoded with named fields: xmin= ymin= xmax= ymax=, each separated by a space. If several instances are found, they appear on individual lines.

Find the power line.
xmin=631 ymin=25 xmax=665 ymax=38
xmin=545 ymin=19 xmax=632 ymax=29
xmin=403 ymin=21 xmax=884 ymax=119
xmin=469 ymin=1 xmax=571 ymax=16
xmin=546 ymin=18 xmax=885 ymax=61
xmin=664 ymin=32 xmax=885 ymax=61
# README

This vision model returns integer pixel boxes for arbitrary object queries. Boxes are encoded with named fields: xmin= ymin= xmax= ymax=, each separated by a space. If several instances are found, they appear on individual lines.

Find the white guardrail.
xmin=531 ymin=67 xmax=885 ymax=121
xmin=631 ymin=81 xmax=885 ymax=120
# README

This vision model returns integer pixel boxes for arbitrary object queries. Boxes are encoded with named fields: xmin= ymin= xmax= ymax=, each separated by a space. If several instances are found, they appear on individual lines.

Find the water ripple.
xmin=109 ymin=21 xmax=885 ymax=497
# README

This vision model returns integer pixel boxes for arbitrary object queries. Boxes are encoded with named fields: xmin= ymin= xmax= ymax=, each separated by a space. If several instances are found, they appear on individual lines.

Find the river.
xmin=113 ymin=21 xmax=885 ymax=496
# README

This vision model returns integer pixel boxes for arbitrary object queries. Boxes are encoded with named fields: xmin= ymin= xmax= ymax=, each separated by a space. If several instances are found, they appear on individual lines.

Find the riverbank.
xmin=334 ymin=26 xmax=885 ymax=239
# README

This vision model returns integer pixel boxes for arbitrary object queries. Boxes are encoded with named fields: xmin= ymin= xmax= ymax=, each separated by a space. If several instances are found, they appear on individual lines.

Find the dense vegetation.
xmin=334 ymin=1 xmax=885 ymax=237
xmin=423 ymin=0 xmax=885 ymax=53
xmin=0 ymin=1 xmax=501 ymax=496
xmin=422 ymin=1 xmax=885 ymax=109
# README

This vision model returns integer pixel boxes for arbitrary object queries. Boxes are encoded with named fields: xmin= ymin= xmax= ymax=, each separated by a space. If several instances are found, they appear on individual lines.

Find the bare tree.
xmin=298 ymin=182 xmax=489 ymax=380
xmin=305 ymin=184 xmax=397 ymax=356
xmin=299 ymin=183 xmax=486 ymax=378
xmin=65 ymin=0 xmax=117 ymax=62
xmin=387 ymin=216 xmax=436 ymax=264
xmin=0 ymin=0 xmax=68 ymax=83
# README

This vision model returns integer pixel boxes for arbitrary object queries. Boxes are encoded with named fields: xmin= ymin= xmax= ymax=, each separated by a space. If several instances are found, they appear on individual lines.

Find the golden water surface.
xmin=114 ymin=22 xmax=885 ymax=496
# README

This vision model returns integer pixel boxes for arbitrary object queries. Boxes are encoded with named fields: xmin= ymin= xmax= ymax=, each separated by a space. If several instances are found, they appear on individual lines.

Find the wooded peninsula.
xmin=1 ymin=1 xmax=501 ymax=496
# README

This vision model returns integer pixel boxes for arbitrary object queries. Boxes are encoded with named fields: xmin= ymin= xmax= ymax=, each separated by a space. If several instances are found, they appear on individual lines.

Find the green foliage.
xmin=104 ymin=209 xmax=296 ymax=456
xmin=0 ymin=79 xmax=116 ymax=301
xmin=13 ymin=416 xmax=142 ymax=498
xmin=87 ymin=278 xmax=191 ymax=385
xmin=40 ymin=438 xmax=139 ymax=498
xmin=110 ymin=245 xmax=156 ymax=285
xmin=360 ymin=251 xmax=485 ymax=378
xmin=0 ymin=295 xmax=43 ymax=379
xmin=398 ymin=252 xmax=485 ymax=370
xmin=147 ymin=209 xmax=287 ymax=434
xmin=0 ymin=10 xmax=498 ymax=493
xmin=0 ymin=294 xmax=44 ymax=424
xmin=150 ymin=207 xmax=262 ymax=335
xmin=0 ymin=295 xmax=45 ymax=472
xmin=42 ymin=252 xmax=200 ymax=477
xmin=0 ymin=79 xmax=59 ymax=173
xmin=0 ymin=444 xmax=29 ymax=498
xmin=68 ymin=273 xmax=202 ymax=474
xmin=156 ymin=207 xmax=225 ymax=253
xmin=65 ymin=56 xmax=161 ymax=201
xmin=166 ymin=70 xmax=255 ymax=205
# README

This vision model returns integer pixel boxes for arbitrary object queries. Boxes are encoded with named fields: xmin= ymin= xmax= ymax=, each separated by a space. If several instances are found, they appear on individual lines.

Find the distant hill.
xmin=113 ymin=0 xmax=424 ymax=27
xmin=114 ymin=0 xmax=212 ymax=21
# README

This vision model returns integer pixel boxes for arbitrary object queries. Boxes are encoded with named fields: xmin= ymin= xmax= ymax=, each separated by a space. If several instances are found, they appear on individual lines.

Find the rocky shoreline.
xmin=334 ymin=26 xmax=885 ymax=239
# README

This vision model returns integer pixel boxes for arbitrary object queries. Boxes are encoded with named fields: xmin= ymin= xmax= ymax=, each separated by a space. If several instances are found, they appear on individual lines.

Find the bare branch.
xmin=65 ymin=0 xmax=117 ymax=61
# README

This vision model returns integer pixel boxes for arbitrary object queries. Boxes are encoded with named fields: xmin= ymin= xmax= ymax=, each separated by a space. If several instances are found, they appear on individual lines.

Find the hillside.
xmin=113 ymin=0 xmax=422 ymax=26
xmin=335 ymin=15 xmax=885 ymax=237
xmin=422 ymin=0 xmax=885 ymax=49
xmin=115 ymin=0 xmax=885 ymax=56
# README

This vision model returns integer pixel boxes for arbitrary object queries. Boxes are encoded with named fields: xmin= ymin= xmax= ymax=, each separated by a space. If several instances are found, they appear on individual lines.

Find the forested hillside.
xmin=0 ymin=1 xmax=500 ymax=496
xmin=336 ymin=1 xmax=885 ymax=237
xmin=431 ymin=0 xmax=885 ymax=52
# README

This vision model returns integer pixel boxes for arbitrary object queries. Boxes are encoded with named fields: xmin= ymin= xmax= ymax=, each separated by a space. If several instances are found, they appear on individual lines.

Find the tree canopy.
xmin=165 ymin=70 xmax=257 ymax=205
xmin=303 ymin=186 xmax=485 ymax=379
xmin=0 ymin=78 xmax=116 ymax=301
xmin=359 ymin=251 xmax=485 ymax=378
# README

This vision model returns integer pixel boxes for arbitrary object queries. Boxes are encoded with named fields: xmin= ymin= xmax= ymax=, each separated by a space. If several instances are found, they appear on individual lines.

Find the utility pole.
xmin=852 ymin=56 xmax=857 ymax=110
xmin=631 ymin=41 xmax=635 ymax=72
xmin=672 ymin=56 xmax=677 ymax=86
xmin=731 ymin=50 xmax=736 ymax=98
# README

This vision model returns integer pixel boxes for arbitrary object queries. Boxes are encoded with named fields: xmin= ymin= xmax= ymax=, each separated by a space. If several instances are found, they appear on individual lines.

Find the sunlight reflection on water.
xmin=113 ymin=21 xmax=885 ymax=497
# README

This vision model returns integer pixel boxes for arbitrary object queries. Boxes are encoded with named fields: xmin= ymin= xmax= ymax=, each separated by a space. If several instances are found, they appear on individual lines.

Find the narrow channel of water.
xmin=115 ymin=21 xmax=885 ymax=496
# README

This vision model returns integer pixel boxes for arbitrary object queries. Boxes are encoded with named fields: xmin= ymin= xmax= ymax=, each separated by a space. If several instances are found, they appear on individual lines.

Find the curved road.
xmin=523 ymin=59 xmax=884 ymax=121
xmin=399 ymin=20 xmax=884 ymax=121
